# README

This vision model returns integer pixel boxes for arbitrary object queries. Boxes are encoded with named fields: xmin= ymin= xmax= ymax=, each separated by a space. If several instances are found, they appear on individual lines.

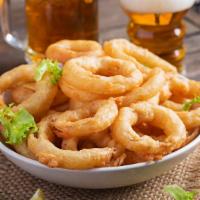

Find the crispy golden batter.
xmin=112 ymin=103 xmax=187 ymax=157
xmin=116 ymin=68 xmax=166 ymax=107
xmin=104 ymin=39 xmax=177 ymax=73
xmin=1 ymin=39 xmax=199 ymax=169
xmin=18 ymin=75 xmax=57 ymax=120
xmin=61 ymin=56 xmax=143 ymax=95
xmin=46 ymin=40 xmax=103 ymax=63
xmin=28 ymin=119 xmax=113 ymax=169
xmin=51 ymin=99 xmax=118 ymax=138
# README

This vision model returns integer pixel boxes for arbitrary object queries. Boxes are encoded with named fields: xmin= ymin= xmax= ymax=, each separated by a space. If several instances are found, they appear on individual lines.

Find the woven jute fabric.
xmin=1 ymin=147 xmax=200 ymax=200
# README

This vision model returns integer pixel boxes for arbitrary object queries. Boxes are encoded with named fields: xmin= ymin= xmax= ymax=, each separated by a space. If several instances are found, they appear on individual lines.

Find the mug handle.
xmin=0 ymin=0 xmax=26 ymax=50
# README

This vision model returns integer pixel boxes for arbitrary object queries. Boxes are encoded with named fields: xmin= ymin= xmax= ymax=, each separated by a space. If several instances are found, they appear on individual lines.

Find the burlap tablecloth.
xmin=1 ymin=147 xmax=200 ymax=200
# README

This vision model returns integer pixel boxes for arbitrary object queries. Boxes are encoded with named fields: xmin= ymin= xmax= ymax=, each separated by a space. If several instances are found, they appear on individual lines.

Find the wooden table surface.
xmin=0 ymin=0 xmax=200 ymax=80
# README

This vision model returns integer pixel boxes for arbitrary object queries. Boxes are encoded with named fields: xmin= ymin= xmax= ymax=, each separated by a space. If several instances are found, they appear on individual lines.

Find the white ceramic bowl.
xmin=1 ymin=136 xmax=200 ymax=189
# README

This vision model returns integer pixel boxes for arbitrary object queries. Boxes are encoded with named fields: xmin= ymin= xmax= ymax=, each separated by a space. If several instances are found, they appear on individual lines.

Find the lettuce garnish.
xmin=0 ymin=105 xmax=38 ymax=145
xmin=164 ymin=185 xmax=197 ymax=200
xmin=183 ymin=96 xmax=200 ymax=111
xmin=35 ymin=59 xmax=62 ymax=85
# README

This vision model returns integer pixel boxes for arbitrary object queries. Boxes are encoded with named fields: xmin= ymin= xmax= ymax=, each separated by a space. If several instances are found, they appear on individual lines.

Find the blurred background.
xmin=0 ymin=0 xmax=200 ymax=79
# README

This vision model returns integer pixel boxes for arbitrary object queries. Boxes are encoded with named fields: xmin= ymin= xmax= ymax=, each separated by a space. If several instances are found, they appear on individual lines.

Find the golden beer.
xmin=25 ymin=0 xmax=98 ymax=61
xmin=120 ymin=0 xmax=195 ymax=71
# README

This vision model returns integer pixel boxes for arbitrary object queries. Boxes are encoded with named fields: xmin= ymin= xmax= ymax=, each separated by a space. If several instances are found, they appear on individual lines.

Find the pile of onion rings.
xmin=0 ymin=39 xmax=200 ymax=170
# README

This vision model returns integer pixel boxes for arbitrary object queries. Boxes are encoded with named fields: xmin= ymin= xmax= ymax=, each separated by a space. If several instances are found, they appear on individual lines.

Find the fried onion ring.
xmin=162 ymin=100 xmax=183 ymax=111
xmin=18 ymin=75 xmax=57 ymax=120
xmin=0 ymin=64 xmax=57 ymax=120
xmin=51 ymin=99 xmax=118 ymax=138
xmin=11 ymin=83 xmax=35 ymax=104
xmin=59 ymin=79 xmax=106 ymax=102
xmin=0 ymin=64 xmax=35 ymax=93
xmin=14 ymin=141 xmax=35 ymax=159
xmin=163 ymin=100 xmax=200 ymax=130
xmin=104 ymin=39 xmax=177 ymax=73
xmin=89 ymin=131 xmax=126 ymax=166
xmin=116 ymin=68 xmax=166 ymax=107
xmin=169 ymin=74 xmax=200 ymax=98
xmin=103 ymin=40 xmax=150 ymax=75
xmin=61 ymin=56 xmax=143 ymax=95
xmin=159 ymin=82 xmax=172 ymax=103
xmin=46 ymin=40 xmax=104 ymax=63
xmin=11 ymin=83 xmax=68 ymax=107
xmin=112 ymin=103 xmax=186 ymax=157
xmin=177 ymin=109 xmax=200 ymax=130
xmin=28 ymin=119 xmax=113 ymax=169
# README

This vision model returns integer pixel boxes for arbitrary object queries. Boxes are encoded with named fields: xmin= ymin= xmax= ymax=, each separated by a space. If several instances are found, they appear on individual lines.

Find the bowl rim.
xmin=1 ymin=134 xmax=200 ymax=173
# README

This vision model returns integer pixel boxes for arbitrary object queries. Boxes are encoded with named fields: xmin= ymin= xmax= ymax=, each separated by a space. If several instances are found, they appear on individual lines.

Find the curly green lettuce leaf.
xmin=30 ymin=189 xmax=45 ymax=200
xmin=0 ymin=105 xmax=38 ymax=145
xmin=183 ymin=96 xmax=200 ymax=111
xmin=164 ymin=185 xmax=197 ymax=200
xmin=35 ymin=59 xmax=62 ymax=85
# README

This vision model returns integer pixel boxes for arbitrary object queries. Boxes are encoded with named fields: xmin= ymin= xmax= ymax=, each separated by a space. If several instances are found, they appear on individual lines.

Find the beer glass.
xmin=0 ymin=0 xmax=98 ymax=62
xmin=120 ymin=0 xmax=196 ymax=72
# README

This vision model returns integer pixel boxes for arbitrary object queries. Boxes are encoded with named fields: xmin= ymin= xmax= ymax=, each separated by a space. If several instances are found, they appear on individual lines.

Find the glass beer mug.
xmin=120 ymin=0 xmax=196 ymax=72
xmin=0 ymin=0 xmax=98 ymax=62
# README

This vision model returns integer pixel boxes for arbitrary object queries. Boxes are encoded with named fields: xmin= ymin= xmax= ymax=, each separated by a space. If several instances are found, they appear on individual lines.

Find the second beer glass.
xmin=120 ymin=0 xmax=195 ymax=72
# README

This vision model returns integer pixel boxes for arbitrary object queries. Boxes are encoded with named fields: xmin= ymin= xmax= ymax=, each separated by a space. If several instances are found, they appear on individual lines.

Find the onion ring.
xmin=27 ymin=119 xmax=113 ymax=169
xmin=11 ymin=83 xmax=68 ymax=107
xmin=103 ymin=40 xmax=150 ymax=75
xmin=169 ymin=74 xmax=200 ymax=98
xmin=116 ymin=68 xmax=166 ymax=107
xmin=112 ymin=103 xmax=186 ymax=157
xmin=0 ymin=64 xmax=35 ymax=93
xmin=163 ymin=99 xmax=200 ymax=130
xmin=51 ymin=99 xmax=118 ymax=138
xmin=159 ymin=82 xmax=172 ymax=103
xmin=0 ymin=64 xmax=57 ymax=120
xmin=89 ymin=131 xmax=126 ymax=166
xmin=104 ymin=39 xmax=177 ymax=73
xmin=187 ymin=80 xmax=200 ymax=98
xmin=46 ymin=40 xmax=104 ymax=63
xmin=60 ymin=79 xmax=106 ymax=102
xmin=177 ymin=109 xmax=200 ymax=130
xmin=11 ymin=83 xmax=35 ymax=104
xmin=18 ymin=75 xmax=57 ymax=120
xmin=14 ymin=141 xmax=35 ymax=159
xmin=162 ymin=100 xmax=183 ymax=111
xmin=61 ymin=56 xmax=143 ymax=95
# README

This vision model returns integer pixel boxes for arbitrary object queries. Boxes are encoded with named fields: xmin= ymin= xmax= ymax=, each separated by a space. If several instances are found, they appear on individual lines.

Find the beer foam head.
xmin=120 ymin=0 xmax=195 ymax=13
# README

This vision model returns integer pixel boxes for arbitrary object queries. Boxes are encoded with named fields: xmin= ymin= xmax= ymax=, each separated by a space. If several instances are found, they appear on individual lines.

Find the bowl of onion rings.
xmin=0 ymin=39 xmax=200 ymax=188
xmin=1 ymin=132 xmax=200 ymax=189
